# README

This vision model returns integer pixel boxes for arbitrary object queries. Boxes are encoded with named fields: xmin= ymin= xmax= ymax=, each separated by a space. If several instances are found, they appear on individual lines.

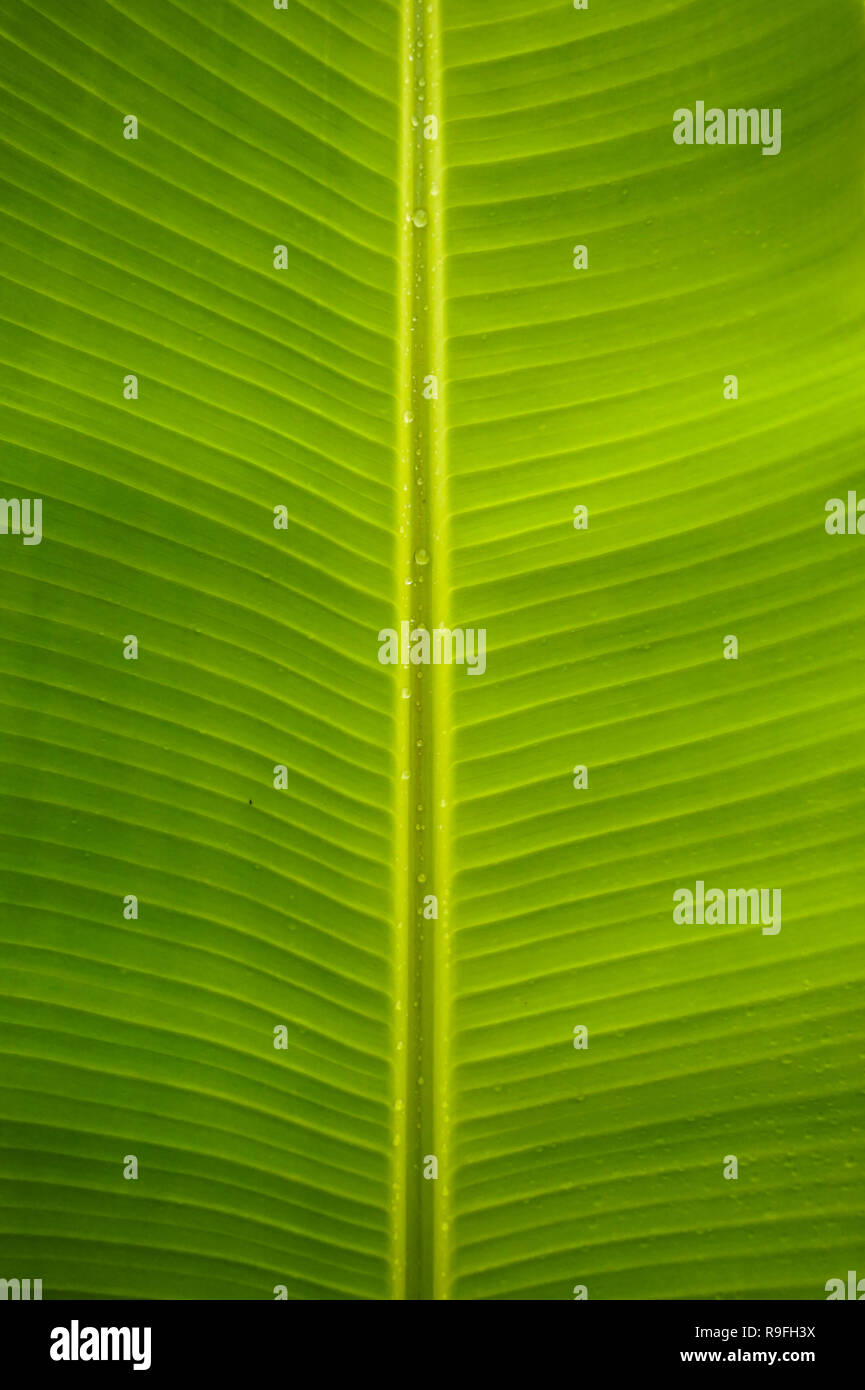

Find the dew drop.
xmin=414 ymin=547 xmax=430 ymax=565
xmin=412 ymin=209 xmax=428 ymax=227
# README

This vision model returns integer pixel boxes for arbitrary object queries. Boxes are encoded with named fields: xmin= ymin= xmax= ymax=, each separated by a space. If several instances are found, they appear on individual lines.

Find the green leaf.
xmin=0 ymin=0 xmax=864 ymax=1302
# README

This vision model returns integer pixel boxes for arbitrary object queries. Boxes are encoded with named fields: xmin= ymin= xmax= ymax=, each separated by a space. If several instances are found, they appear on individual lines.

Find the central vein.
xmin=393 ymin=0 xmax=450 ymax=1302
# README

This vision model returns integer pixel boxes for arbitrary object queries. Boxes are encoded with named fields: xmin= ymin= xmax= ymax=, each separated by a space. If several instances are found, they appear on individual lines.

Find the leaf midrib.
xmin=393 ymin=0 xmax=452 ymax=1302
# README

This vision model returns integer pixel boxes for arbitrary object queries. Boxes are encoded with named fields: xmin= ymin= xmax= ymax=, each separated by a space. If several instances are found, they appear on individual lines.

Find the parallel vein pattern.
xmin=442 ymin=0 xmax=865 ymax=1300
xmin=0 ymin=0 xmax=401 ymax=1300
